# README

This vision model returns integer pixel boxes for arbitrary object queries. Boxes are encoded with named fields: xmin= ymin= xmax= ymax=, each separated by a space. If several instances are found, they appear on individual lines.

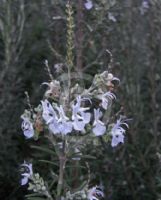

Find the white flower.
xmin=21 ymin=117 xmax=34 ymax=139
xmin=72 ymin=96 xmax=91 ymax=132
xmin=56 ymin=105 xmax=73 ymax=135
xmin=102 ymin=92 xmax=116 ymax=110
xmin=111 ymin=129 xmax=125 ymax=147
xmin=140 ymin=0 xmax=149 ymax=15
xmin=48 ymin=122 xmax=60 ymax=134
xmin=111 ymin=118 xmax=128 ymax=147
xmin=84 ymin=0 xmax=93 ymax=10
xmin=142 ymin=0 xmax=149 ymax=9
xmin=41 ymin=99 xmax=58 ymax=124
xmin=41 ymin=100 xmax=60 ymax=134
xmin=41 ymin=100 xmax=73 ymax=135
xmin=93 ymin=109 xmax=106 ymax=136
xmin=97 ymin=91 xmax=116 ymax=110
xmin=20 ymin=161 xmax=33 ymax=186
xmin=88 ymin=186 xmax=104 ymax=200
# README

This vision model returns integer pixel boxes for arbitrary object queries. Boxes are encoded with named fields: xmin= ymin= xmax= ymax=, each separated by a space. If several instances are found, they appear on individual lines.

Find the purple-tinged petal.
xmin=21 ymin=176 xmax=28 ymax=186
xmin=84 ymin=0 xmax=93 ymax=10
xmin=93 ymin=123 xmax=106 ymax=136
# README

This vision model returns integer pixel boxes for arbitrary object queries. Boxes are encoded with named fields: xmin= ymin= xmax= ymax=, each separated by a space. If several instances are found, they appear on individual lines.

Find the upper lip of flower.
xmin=21 ymin=117 xmax=34 ymax=139
xmin=110 ymin=117 xmax=129 ymax=147
xmin=21 ymin=116 xmax=32 ymax=129
xmin=41 ymin=99 xmax=58 ymax=124
xmin=72 ymin=96 xmax=91 ymax=131
xmin=112 ymin=118 xmax=129 ymax=133
xmin=56 ymin=105 xmax=69 ymax=123
xmin=21 ymin=162 xmax=33 ymax=176
xmin=96 ymin=91 xmax=116 ymax=110
xmin=20 ymin=161 xmax=33 ymax=185
xmin=93 ymin=108 xmax=104 ymax=126
xmin=92 ymin=108 xmax=106 ymax=136
xmin=72 ymin=96 xmax=90 ymax=120
xmin=88 ymin=186 xmax=104 ymax=200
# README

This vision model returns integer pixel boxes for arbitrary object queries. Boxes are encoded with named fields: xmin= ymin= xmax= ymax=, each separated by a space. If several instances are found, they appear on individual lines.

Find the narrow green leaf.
xmin=31 ymin=145 xmax=56 ymax=156
xmin=38 ymin=159 xmax=59 ymax=166
xmin=26 ymin=197 xmax=46 ymax=200
xmin=26 ymin=193 xmax=46 ymax=200
xmin=25 ymin=193 xmax=43 ymax=198
xmin=80 ymin=155 xmax=96 ymax=159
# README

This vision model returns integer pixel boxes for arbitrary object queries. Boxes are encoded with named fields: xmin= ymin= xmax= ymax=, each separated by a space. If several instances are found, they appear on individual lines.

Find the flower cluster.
xmin=21 ymin=71 xmax=128 ymax=148
xmin=20 ymin=161 xmax=51 ymax=198
xmin=19 ymin=2 xmax=130 ymax=199
xmin=20 ymin=69 xmax=129 ymax=200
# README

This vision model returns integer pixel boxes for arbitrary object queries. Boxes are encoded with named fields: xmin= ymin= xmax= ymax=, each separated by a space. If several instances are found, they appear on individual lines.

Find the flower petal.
xmin=41 ymin=99 xmax=58 ymax=124
xmin=59 ymin=121 xmax=73 ymax=135
xmin=84 ymin=0 xmax=93 ymax=10
xmin=21 ymin=176 xmax=28 ymax=186
xmin=23 ymin=129 xmax=34 ymax=139
xmin=93 ymin=123 xmax=106 ymax=136
xmin=73 ymin=119 xmax=85 ymax=132
xmin=102 ymin=99 xmax=108 ymax=110
xmin=49 ymin=122 xmax=60 ymax=134
xmin=82 ymin=112 xmax=91 ymax=123
xmin=111 ymin=133 xmax=124 ymax=147
xmin=21 ymin=119 xmax=34 ymax=139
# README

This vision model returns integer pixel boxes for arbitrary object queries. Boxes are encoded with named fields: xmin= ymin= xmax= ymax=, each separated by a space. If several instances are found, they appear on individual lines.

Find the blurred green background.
xmin=0 ymin=0 xmax=161 ymax=199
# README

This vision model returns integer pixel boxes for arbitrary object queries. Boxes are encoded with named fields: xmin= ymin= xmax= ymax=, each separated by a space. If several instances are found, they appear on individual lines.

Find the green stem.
xmin=56 ymin=138 xmax=67 ymax=199
xmin=56 ymin=156 xmax=66 ymax=199
xmin=45 ymin=191 xmax=53 ymax=200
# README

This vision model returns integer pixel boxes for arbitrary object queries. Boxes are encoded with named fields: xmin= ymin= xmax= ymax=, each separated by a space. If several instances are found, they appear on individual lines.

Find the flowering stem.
xmin=56 ymin=138 xmax=67 ymax=199
xmin=76 ymin=0 xmax=83 ymax=73
xmin=56 ymin=155 xmax=66 ymax=199
xmin=47 ymin=133 xmax=66 ymax=199
xmin=66 ymin=2 xmax=74 ymax=105
xmin=44 ymin=60 xmax=54 ymax=81
xmin=24 ymin=91 xmax=33 ymax=114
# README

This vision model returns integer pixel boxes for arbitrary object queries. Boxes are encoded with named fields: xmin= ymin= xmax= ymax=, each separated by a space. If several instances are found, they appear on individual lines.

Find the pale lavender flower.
xmin=97 ymin=91 xmax=116 ymax=110
xmin=93 ymin=109 xmax=106 ymax=136
xmin=84 ymin=0 xmax=93 ymax=10
xmin=56 ymin=105 xmax=73 ymax=135
xmin=41 ymin=99 xmax=58 ymax=124
xmin=111 ymin=118 xmax=128 ymax=147
xmin=48 ymin=122 xmax=61 ymax=134
xmin=140 ymin=0 xmax=149 ymax=15
xmin=20 ymin=161 xmax=33 ymax=186
xmin=87 ymin=186 xmax=104 ymax=200
xmin=72 ymin=96 xmax=91 ymax=132
xmin=41 ymin=99 xmax=59 ymax=134
xmin=21 ymin=117 xmax=34 ymax=139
